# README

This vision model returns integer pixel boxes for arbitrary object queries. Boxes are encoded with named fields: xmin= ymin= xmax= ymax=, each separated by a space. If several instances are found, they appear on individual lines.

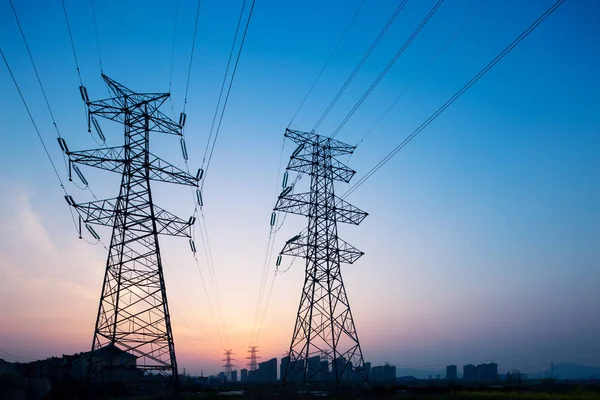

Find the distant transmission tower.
xmin=274 ymin=129 xmax=368 ymax=392
xmin=246 ymin=346 xmax=260 ymax=379
xmin=64 ymin=75 xmax=199 ymax=389
xmin=223 ymin=350 xmax=236 ymax=382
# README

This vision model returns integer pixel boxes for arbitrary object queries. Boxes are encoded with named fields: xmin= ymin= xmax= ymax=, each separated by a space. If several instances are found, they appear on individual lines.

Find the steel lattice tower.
xmin=274 ymin=129 xmax=368 ymax=391
xmin=222 ymin=350 xmax=236 ymax=382
xmin=64 ymin=75 xmax=199 ymax=389
xmin=246 ymin=346 xmax=260 ymax=373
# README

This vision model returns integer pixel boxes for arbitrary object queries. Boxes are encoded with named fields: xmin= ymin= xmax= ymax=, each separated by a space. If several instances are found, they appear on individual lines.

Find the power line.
xmin=90 ymin=0 xmax=104 ymax=72
xmin=201 ymin=0 xmax=256 ymax=189
xmin=356 ymin=0 xmax=489 ymax=147
xmin=169 ymin=0 xmax=180 ymax=95
xmin=183 ymin=0 xmax=202 ymax=114
xmin=249 ymin=137 xmax=286 ymax=346
xmin=312 ymin=0 xmax=409 ymax=132
xmin=330 ymin=0 xmax=446 ymax=139
xmin=0 ymin=48 xmax=89 ymax=241
xmin=342 ymin=0 xmax=567 ymax=199
xmin=1 ymin=48 xmax=66 ymax=193
xmin=60 ymin=0 xmax=83 ymax=86
xmin=288 ymin=0 xmax=366 ymax=127
xmin=9 ymin=0 xmax=63 ymax=141
xmin=202 ymin=0 xmax=248 ymax=170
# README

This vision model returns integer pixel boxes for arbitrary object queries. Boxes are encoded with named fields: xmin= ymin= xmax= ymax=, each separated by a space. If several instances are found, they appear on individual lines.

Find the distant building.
xmin=370 ymin=363 xmax=396 ymax=382
xmin=446 ymin=365 xmax=458 ymax=380
xmin=256 ymin=358 xmax=277 ymax=383
xmin=231 ymin=370 xmax=237 ymax=383
xmin=463 ymin=364 xmax=477 ymax=382
xmin=477 ymin=363 xmax=498 ymax=383
xmin=364 ymin=362 xmax=371 ymax=380
xmin=280 ymin=356 xmax=305 ymax=383
xmin=240 ymin=368 xmax=248 ymax=382
xmin=462 ymin=363 xmax=498 ymax=383
xmin=382 ymin=363 xmax=396 ymax=381
xmin=506 ymin=370 xmax=527 ymax=384
xmin=79 ymin=344 xmax=138 ymax=383
xmin=307 ymin=356 xmax=320 ymax=380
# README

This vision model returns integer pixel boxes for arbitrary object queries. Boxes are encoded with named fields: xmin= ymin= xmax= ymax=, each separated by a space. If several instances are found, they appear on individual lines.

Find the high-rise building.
xmin=231 ymin=370 xmax=238 ymax=383
xmin=382 ymin=363 xmax=396 ymax=381
xmin=371 ymin=366 xmax=382 ymax=382
xmin=463 ymin=364 xmax=477 ymax=381
xmin=364 ymin=362 xmax=372 ymax=381
xmin=281 ymin=356 xmax=304 ymax=382
xmin=446 ymin=365 xmax=458 ymax=380
xmin=241 ymin=369 xmax=248 ymax=383
xmin=477 ymin=363 xmax=498 ymax=383
xmin=256 ymin=358 xmax=277 ymax=383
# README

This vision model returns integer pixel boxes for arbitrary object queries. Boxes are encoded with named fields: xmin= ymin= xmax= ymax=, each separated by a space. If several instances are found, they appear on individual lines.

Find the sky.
xmin=0 ymin=0 xmax=599 ymax=376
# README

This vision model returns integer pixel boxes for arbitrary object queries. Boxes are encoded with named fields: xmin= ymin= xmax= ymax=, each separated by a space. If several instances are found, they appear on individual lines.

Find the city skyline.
xmin=0 ymin=0 xmax=598 ymax=378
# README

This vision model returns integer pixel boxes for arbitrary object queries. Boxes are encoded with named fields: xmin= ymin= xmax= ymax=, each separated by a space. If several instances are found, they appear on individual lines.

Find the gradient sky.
xmin=0 ymin=0 xmax=598 ymax=376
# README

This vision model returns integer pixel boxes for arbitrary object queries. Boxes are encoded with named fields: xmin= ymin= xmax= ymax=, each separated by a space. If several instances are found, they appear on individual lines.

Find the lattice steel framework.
xmin=246 ymin=346 xmax=260 ymax=372
xmin=274 ymin=129 xmax=368 ymax=391
xmin=64 ymin=75 xmax=199 ymax=388
xmin=222 ymin=350 xmax=236 ymax=382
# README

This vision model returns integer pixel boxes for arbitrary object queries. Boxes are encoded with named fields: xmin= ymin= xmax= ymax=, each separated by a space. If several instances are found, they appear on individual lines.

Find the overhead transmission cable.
xmin=342 ymin=0 xmax=567 ymax=199
xmin=174 ymin=0 xmax=231 ymax=348
xmin=248 ymin=137 xmax=286 ymax=346
xmin=356 ymin=0 xmax=489 ymax=147
xmin=90 ymin=0 xmax=104 ymax=72
xmin=9 ymin=0 xmax=100 ymax=200
xmin=189 ymin=0 xmax=258 ymax=347
xmin=60 ymin=0 xmax=83 ymax=86
xmin=168 ymin=0 xmax=180 ymax=96
xmin=170 ymin=0 xmax=229 ymax=345
xmin=312 ymin=0 xmax=409 ymax=132
xmin=330 ymin=0 xmax=446 ymax=139
xmin=0 ymin=48 xmax=89 ymax=242
xmin=288 ymin=0 xmax=366 ymax=127
xmin=201 ymin=0 xmax=248 ymax=175
xmin=182 ymin=0 xmax=202 ymax=114
xmin=1 ymin=49 xmax=66 ymax=193
xmin=200 ymin=0 xmax=256 ymax=189
xmin=167 ymin=0 xmax=180 ymax=119
xmin=250 ymin=173 xmax=302 ymax=346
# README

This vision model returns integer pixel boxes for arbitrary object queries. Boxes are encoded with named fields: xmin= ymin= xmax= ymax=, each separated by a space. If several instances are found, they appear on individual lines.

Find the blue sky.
xmin=0 ymin=0 xmax=598 ymax=375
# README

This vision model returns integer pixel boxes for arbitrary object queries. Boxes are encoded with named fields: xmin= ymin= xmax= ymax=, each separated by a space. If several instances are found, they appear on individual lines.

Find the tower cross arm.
xmin=148 ymin=154 xmax=199 ymax=187
xmin=68 ymin=146 xmax=125 ymax=174
xmin=284 ymin=128 xmax=355 ymax=156
xmin=88 ymin=100 xmax=128 ymax=123
xmin=287 ymin=151 xmax=356 ymax=183
xmin=70 ymin=196 xmax=193 ymax=238
xmin=274 ymin=193 xmax=367 ymax=225
xmin=279 ymin=229 xmax=364 ymax=264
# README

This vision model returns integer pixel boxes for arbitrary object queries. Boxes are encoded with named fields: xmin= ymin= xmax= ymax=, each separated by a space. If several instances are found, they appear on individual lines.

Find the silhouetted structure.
xmin=463 ymin=364 xmax=477 ymax=382
xmin=446 ymin=365 xmax=458 ymax=380
xmin=462 ymin=363 xmax=498 ymax=383
xmin=370 ymin=362 xmax=396 ymax=382
xmin=254 ymin=358 xmax=277 ymax=383
xmin=478 ymin=363 xmax=498 ymax=383
xmin=223 ymin=350 xmax=236 ymax=382
xmin=64 ymin=76 xmax=199 ymax=391
xmin=274 ymin=129 xmax=368 ymax=392
xmin=246 ymin=346 xmax=260 ymax=381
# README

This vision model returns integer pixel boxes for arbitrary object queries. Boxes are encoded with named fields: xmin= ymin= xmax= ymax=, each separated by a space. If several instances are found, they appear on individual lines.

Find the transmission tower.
xmin=246 ymin=346 xmax=260 ymax=379
xmin=63 ymin=75 xmax=199 ymax=390
xmin=222 ymin=350 xmax=236 ymax=382
xmin=274 ymin=129 xmax=368 ymax=392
